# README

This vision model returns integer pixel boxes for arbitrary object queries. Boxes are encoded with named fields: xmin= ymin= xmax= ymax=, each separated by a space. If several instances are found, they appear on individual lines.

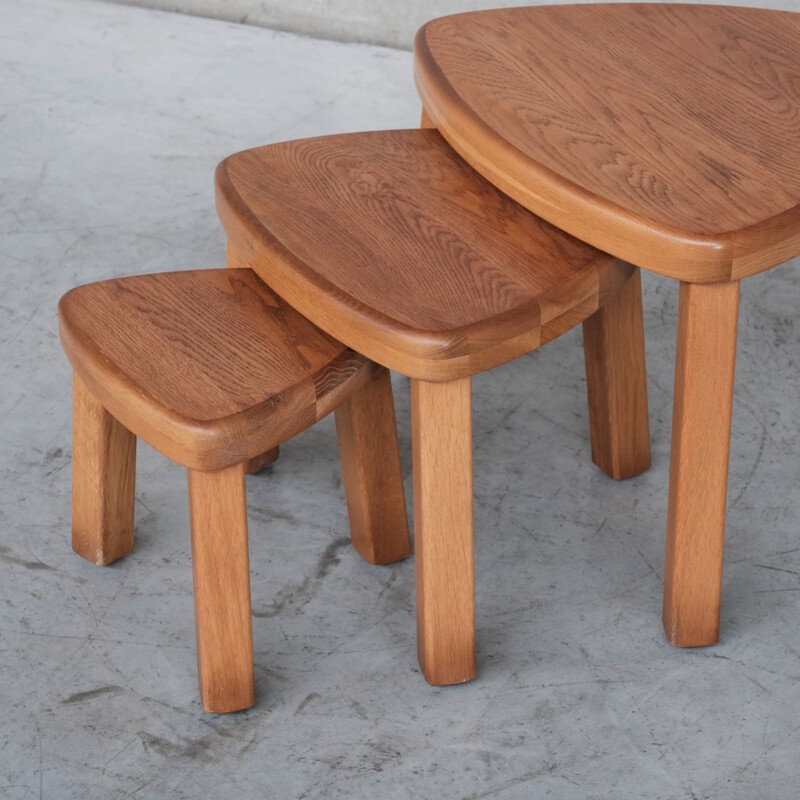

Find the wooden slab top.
xmin=59 ymin=269 xmax=373 ymax=469
xmin=415 ymin=4 xmax=800 ymax=282
xmin=216 ymin=130 xmax=634 ymax=380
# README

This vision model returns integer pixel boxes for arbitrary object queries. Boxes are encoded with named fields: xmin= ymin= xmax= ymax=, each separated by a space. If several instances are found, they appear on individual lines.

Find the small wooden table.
xmin=415 ymin=3 xmax=800 ymax=647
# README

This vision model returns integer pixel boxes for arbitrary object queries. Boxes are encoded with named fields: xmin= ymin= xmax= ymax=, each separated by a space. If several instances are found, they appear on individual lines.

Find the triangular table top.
xmin=415 ymin=4 xmax=800 ymax=282
xmin=216 ymin=130 xmax=634 ymax=380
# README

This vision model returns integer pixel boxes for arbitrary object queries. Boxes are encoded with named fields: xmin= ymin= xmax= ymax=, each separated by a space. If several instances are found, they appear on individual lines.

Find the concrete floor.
xmin=2 ymin=0 xmax=800 ymax=797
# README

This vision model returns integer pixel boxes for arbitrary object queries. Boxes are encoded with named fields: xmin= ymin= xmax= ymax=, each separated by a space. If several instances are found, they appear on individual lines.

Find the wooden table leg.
xmin=335 ymin=367 xmax=410 ymax=565
xmin=188 ymin=463 xmax=255 ymax=712
xmin=227 ymin=240 xmax=280 ymax=475
xmin=411 ymin=115 xmax=477 ymax=686
xmin=663 ymin=280 xmax=740 ymax=647
xmin=243 ymin=446 xmax=279 ymax=474
xmin=583 ymin=268 xmax=651 ymax=479
xmin=412 ymin=377 xmax=476 ymax=685
xmin=72 ymin=374 xmax=136 ymax=565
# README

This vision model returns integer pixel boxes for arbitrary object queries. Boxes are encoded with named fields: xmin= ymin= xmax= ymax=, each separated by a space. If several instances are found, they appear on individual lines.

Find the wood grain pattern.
xmin=228 ymin=240 xmax=282 ymax=475
xmin=188 ymin=463 xmax=255 ymax=713
xmin=61 ymin=267 xmax=412 ymax=711
xmin=412 ymin=377 xmax=475 ymax=685
xmin=243 ymin=447 xmax=279 ymax=474
xmin=335 ymin=367 xmax=410 ymax=565
xmin=216 ymin=129 xmax=635 ymax=380
xmin=583 ymin=269 xmax=651 ymax=480
xmin=415 ymin=4 xmax=800 ymax=281
xmin=59 ymin=269 xmax=374 ymax=470
xmin=217 ymin=129 xmax=651 ymax=685
xmin=663 ymin=280 xmax=741 ymax=647
xmin=72 ymin=373 xmax=137 ymax=565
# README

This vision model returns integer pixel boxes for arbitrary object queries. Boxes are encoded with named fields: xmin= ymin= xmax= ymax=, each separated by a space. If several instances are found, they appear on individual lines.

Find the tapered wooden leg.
xmin=188 ymin=463 xmax=255 ymax=713
xmin=244 ymin=447 xmax=279 ymax=474
xmin=411 ymin=377 xmax=475 ymax=685
xmin=227 ymin=240 xmax=280 ymax=476
xmin=72 ymin=374 xmax=136 ymax=565
xmin=583 ymin=269 xmax=651 ymax=479
xmin=663 ymin=280 xmax=740 ymax=647
xmin=335 ymin=367 xmax=410 ymax=565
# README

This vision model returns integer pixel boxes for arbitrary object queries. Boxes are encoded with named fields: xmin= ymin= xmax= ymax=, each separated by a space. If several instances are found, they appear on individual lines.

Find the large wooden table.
xmin=415 ymin=3 xmax=800 ymax=647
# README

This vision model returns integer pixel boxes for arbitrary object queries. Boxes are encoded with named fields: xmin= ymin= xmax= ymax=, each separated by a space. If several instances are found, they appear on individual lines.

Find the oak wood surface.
xmin=62 ymin=267 xmax=412 ymax=710
xmin=412 ymin=376 xmax=476 ymax=685
xmin=188 ymin=463 xmax=255 ymax=713
xmin=663 ymin=280 xmax=741 ymax=647
xmin=72 ymin=374 xmax=137 ymax=565
xmin=243 ymin=446 xmax=279 ymax=474
xmin=216 ymin=129 xmax=636 ymax=380
xmin=59 ymin=269 xmax=375 ymax=470
xmin=228 ymin=239 xmax=282 ymax=475
xmin=415 ymin=4 xmax=800 ymax=282
xmin=419 ymin=108 xmax=435 ymax=129
xmin=583 ymin=269 xmax=651 ymax=480
xmin=335 ymin=367 xmax=411 ymax=565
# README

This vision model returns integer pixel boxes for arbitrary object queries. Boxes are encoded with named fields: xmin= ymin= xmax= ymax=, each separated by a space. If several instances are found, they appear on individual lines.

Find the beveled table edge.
xmin=215 ymin=136 xmax=635 ymax=381
xmin=414 ymin=11 xmax=800 ymax=284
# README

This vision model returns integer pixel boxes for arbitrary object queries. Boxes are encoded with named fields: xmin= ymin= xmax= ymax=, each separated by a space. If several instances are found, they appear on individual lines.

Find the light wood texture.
xmin=72 ymin=373 xmax=137 ymax=565
xmin=244 ymin=446 xmax=279 ymax=474
xmin=188 ymin=464 xmax=255 ymax=713
xmin=420 ymin=108 xmax=435 ymax=129
xmin=415 ymin=5 xmax=800 ymax=282
xmin=61 ymin=267 xmax=410 ymax=709
xmin=217 ymin=129 xmax=650 ymax=685
xmin=583 ymin=269 xmax=651 ymax=480
xmin=227 ymin=240 xmax=282 ymax=475
xmin=59 ymin=269 xmax=375 ymax=470
xmin=412 ymin=377 xmax=475 ymax=685
xmin=335 ymin=367 xmax=410 ymax=565
xmin=663 ymin=280 xmax=741 ymax=647
xmin=216 ymin=129 xmax=636 ymax=381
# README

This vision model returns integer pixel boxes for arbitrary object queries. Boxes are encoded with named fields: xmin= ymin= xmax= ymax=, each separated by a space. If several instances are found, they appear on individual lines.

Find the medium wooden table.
xmin=415 ymin=3 xmax=800 ymax=647
xmin=216 ymin=129 xmax=650 ymax=684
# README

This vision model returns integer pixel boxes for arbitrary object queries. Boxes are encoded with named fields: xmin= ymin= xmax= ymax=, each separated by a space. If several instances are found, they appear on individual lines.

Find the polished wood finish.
xmin=227 ymin=240 xmax=282 ymax=475
xmin=72 ymin=374 xmax=136 ymax=565
xmin=412 ymin=377 xmax=475 ymax=685
xmin=416 ymin=4 xmax=800 ymax=649
xmin=59 ymin=269 xmax=375 ymax=471
xmin=244 ymin=446 xmax=279 ymax=474
xmin=189 ymin=463 xmax=255 ymax=713
xmin=415 ymin=4 xmax=800 ymax=282
xmin=583 ymin=270 xmax=651 ymax=480
xmin=60 ymin=268 xmax=410 ymax=710
xmin=335 ymin=367 xmax=410 ymax=565
xmin=664 ymin=281 xmax=741 ymax=647
xmin=216 ymin=130 xmax=637 ymax=381
xmin=217 ymin=129 xmax=649 ymax=684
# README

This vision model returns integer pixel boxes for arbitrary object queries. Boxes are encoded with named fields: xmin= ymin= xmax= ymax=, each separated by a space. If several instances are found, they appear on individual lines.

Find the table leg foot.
xmin=663 ymin=280 xmax=740 ymax=647
xmin=412 ymin=377 xmax=476 ymax=685
xmin=189 ymin=463 xmax=255 ymax=712
xmin=583 ymin=268 xmax=651 ymax=480
xmin=336 ymin=366 xmax=410 ymax=565
xmin=72 ymin=374 xmax=136 ymax=566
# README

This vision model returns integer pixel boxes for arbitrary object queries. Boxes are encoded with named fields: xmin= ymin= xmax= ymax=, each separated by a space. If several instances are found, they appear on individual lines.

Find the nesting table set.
xmin=59 ymin=4 xmax=800 ymax=712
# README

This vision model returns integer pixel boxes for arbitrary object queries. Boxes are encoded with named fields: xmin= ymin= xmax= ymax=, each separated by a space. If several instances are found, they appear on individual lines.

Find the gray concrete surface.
xmin=2 ymin=0 xmax=800 ymax=797
xmin=101 ymin=0 xmax=800 ymax=49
